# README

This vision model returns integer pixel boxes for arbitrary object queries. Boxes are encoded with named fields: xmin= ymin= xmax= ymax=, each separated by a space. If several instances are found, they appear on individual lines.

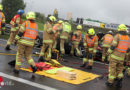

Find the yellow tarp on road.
xmin=21 ymin=67 xmax=100 ymax=85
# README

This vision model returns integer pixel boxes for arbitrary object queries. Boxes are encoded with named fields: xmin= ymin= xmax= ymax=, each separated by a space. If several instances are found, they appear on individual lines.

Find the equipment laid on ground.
xmin=57 ymin=70 xmax=77 ymax=80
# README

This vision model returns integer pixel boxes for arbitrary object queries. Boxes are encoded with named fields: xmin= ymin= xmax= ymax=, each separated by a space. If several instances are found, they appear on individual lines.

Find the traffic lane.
xmin=0 ymin=41 xmax=129 ymax=90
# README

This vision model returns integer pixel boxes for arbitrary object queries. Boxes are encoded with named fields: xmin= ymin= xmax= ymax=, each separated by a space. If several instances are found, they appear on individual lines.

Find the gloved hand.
xmin=14 ymin=23 xmax=18 ymax=27
xmin=1 ymin=23 xmax=5 ymax=27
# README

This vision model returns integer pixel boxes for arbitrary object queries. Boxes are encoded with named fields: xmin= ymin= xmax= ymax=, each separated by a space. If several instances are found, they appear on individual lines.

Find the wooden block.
xmin=57 ymin=70 xmax=77 ymax=80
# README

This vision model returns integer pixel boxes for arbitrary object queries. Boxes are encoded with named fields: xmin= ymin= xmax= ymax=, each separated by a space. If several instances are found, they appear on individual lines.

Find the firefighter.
xmin=126 ymin=52 xmax=130 ymax=77
xmin=52 ymin=20 xmax=63 ymax=49
xmin=60 ymin=20 xmax=71 ymax=57
xmin=106 ymin=24 xmax=130 ymax=88
xmin=5 ymin=9 xmax=24 ymax=50
xmin=80 ymin=28 xmax=98 ymax=69
xmin=70 ymin=25 xmax=82 ymax=56
xmin=14 ymin=11 xmax=38 ymax=74
xmin=38 ymin=16 xmax=56 ymax=62
xmin=101 ymin=31 xmax=113 ymax=62
xmin=0 ymin=4 xmax=6 ymax=35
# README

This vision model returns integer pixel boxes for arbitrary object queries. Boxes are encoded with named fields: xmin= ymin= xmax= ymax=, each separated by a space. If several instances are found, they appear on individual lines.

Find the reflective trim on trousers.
xmin=83 ymin=58 xmax=87 ymax=63
xmin=28 ymin=59 xmax=34 ymax=64
xmin=18 ymin=39 xmax=34 ymax=46
xmin=117 ymin=73 xmax=123 ymax=78
xmin=108 ymin=74 xmax=115 ymax=80
xmin=111 ymin=54 xmax=124 ymax=61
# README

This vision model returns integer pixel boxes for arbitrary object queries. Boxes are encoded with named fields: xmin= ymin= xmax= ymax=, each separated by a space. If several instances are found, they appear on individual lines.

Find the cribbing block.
xmin=57 ymin=70 xmax=77 ymax=80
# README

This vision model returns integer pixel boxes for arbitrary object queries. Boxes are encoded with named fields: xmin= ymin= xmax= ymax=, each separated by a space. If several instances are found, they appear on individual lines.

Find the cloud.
xmin=19 ymin=0 xmax=130 ymax=25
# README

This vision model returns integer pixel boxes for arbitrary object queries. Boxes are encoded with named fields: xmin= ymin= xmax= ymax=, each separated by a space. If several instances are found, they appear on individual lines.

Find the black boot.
xmin=115 ymin=78 xmax=123 ymax=88
xmin=105 ymin=81 xmax=113 ymax=87
xmin=38 ymin=56 xmax=46 ymax=62
xmin=31 ymin=65 xmax=38 ymax=73
xmin=5 ymin=45 xmax=11 ymax=50
xmin=13 ymin=69 xmax=19 ymax=74
xmin=86 ymin=66 xmax=92 ymax=69
xmin=80 ymin=63 xmax=86 ymax=67
xmin=60 ymin=54 xmax=67 ymax=62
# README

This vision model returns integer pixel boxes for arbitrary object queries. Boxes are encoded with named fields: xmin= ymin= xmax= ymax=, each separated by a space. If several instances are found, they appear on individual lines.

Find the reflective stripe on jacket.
xmin=104 ymin=34 xmax=113 ymax=44
xmin=115 ymin=34 xmax=130 ymax=53
xmin=23 ymin=21 xmax=38 ymax=40
xmin=86 ymin=34 xmax=97 ymax=47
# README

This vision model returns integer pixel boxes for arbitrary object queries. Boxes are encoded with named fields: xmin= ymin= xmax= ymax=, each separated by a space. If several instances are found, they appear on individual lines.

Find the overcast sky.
xmin=9 ymin=0 xmax=130 ymax=25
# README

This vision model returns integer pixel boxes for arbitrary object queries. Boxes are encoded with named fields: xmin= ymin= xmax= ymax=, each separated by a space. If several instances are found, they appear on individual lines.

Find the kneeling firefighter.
xmin=106 ymin=24 xmax=130 ymax=88
xmin=14 ymin=12 xmax=38 ymax=74
xmin=70 ymin=25 xmax=82 ymax=56
xmin=80 ymin=28 xmax=98 ymax=69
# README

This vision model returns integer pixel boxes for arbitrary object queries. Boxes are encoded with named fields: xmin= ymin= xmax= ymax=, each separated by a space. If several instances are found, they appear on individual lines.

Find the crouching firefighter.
xmin=106 ymin=24 xmax=130 ymax=88
xmin=38 ymin=16 xmax=56 ymax=62
xmin=70 ymin=25 xmax=82 ymax=56
xmin=14 ymin=12 xmax=38 ymax=74
xmin=80 ymin=28 xmax=98 ymax=69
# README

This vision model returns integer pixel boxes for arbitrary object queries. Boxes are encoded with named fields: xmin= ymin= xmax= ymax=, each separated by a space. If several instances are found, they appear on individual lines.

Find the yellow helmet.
xmin=49 ymin=16 xmax=56 ymax=22
xmin=0 ymin=4 xmax=3 ymax=11
xmin=77 ymin=25 xmax=82 ymax=30
xmin=58 ymin=20 xmax=63 ymax=24
xmin=88 ymin=28 xmax=95 ymax=35
xmin=26 ymin=11 xmax=36 ymax=20
xmin=117 ymin=24 xmax=127 ymax=31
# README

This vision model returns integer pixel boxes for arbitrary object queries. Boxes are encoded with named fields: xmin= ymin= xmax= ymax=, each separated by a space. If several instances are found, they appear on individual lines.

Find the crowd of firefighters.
xmin=0 ymin=4 xmax=130 ymax=88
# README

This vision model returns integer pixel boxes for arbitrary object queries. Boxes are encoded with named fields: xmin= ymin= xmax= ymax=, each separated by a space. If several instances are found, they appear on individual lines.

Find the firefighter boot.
xmin=115 ymin=78 xmax=123 ymax=88
xmin=105 ymin=81 xmax=113 ymax=87
xmin=5 ymin=45 xmax=11 ymax=50
xmin=38 ymin=56 xmax=46 ymax=62
xmin=31 ymin=65 xmax=38 ymax=73
xmin=86 ymin=66 xmax=93 ymax=69
xmin=80 ymin=63 xmax=86 ymax=67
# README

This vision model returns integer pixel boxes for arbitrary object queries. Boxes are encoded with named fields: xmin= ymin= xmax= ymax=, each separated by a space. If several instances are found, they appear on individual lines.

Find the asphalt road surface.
xmin=0 ymin=39 xmax=129 ymax=90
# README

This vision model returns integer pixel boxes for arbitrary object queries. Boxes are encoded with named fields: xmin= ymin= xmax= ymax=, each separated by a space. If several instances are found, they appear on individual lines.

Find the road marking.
xmin=0 ymin=72 xmax=58 ymax=90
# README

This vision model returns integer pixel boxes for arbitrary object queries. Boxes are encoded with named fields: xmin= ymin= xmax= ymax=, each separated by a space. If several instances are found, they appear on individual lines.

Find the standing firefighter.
xmin=5 ymin=9 xmax=24 ymax=50
xmin=14 ymin=12 xmax=38 ymax=74
xmin=60 ymin=21 xmax=71 ymax=57
xmin=106 ymin=24 xmax=130 ymax=88
xmin=80 ymin=28 xmax=98 ymax=69
xmin=70 ymin=25 xmax=82 ymax=56
xmin=52 ymin=20 xmax=63 ymax=49
xmin=38 ymin=16 xmax=56 ymax=62
xmin=0 ymin=4 xmax=6 ymax=35
xmin=101 ymin=31 xmax=113 ymax=62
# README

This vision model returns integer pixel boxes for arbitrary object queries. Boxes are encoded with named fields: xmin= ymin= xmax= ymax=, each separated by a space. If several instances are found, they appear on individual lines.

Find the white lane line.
xmin=0 ymin=72 xmax=58 ymax=90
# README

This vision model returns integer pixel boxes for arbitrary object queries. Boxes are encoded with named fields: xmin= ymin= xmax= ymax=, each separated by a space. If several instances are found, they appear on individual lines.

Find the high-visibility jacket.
xmin=115 ymin=34 xmax=130 ymax=53
xmin=16 ymin=20 xmax=38 ymax=47
xmin=0 ymin=12 xmax=5 ymax=29
xmin=23 ymin=21 xmax=38 ymax=40
xmin=72 ymin=30 xmax=81 ymax=42
xmin=62 ymin=22 xmax=71 ymax=33
xmin=86 ymin=34 xmax=97 ymax=47
xmin=103 ymin=34 xmax=113 ymax=47
xmin=10 ymin=14 xmax=22 ymax=25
